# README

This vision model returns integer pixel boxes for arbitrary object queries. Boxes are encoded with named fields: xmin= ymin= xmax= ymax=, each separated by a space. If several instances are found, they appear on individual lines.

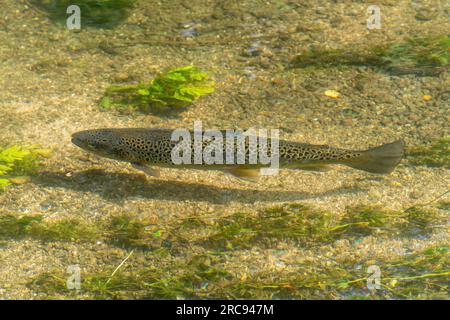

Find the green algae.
xmin=99 ymin=66 xmax=215 ymax=114
xmin=291 ymin=35 xmax=449 ymax=76
xmin=407 ymin=137 xmax=449 ymax=168
xmin=0 ymin=145 xmax=50 ymax=190
xmin=337 ymin=204 xmax=443 ymax=239
xmin=181 ymin=203 xmax=443 ymax=250
xmin=27 ymin=218 xmax=98 ymax=242
xmin=0 ymin=213 xmax=96 ymax=242
xmin=0 ymin=212 xmax=164 ymax=248
xmin=1 ymin=201 xmax=445 ymax=299
xmin=200 ymin=203 xmax=335 ymax=249
xmin=379 ymin=245 xmax=449 ymax=299
xmin=0 ymin=202 xmax=443 ymax=248
xmin=28 ymin=0 xmax=136 ymax=29
xmin=106 ymin=213 xmax=163 ymax=249
xmin=291 ymin=48 xmax=384 ymax=69
xmin=338 ymin=205 xmax=396 ymax=236
xmin=29 ymin=251 xmax=231 ymax=299
xmin=0 ymin=214 xmax=44 ymax=238
xmin=402 ymin=206 xmax=441 ymax=237
xmin=381 ymin=35 xmax=449 ymax=75
xmin=28 ymin=243 xmax=449 ymax=299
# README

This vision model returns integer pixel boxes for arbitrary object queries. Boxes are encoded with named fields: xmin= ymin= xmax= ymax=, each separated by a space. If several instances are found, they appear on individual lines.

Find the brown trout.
xmin=71 ymin=128 xmax=404 ymax=180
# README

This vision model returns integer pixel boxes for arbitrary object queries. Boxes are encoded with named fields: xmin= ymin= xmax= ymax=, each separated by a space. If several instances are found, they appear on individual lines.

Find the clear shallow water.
xmin=0 ymin=0 xmax=448 ymax=299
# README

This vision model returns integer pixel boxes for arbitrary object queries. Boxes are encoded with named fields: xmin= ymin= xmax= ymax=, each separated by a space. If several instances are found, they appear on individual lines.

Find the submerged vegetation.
xmin=1 ymin=202 xmax=445 ymax=248
xmin=0 ymin=212 xmax=162 ymax=247
xmin=107 ymin=213 xmax=163 ymax=249
xmin=407 ymin=137 xmax=449 ymax=168
xmin=291 ymin=35 xmax=449 ymax=75
xmin=381 ymin=35 xmax=449 ymax=75
xmin=1 ymin=0 xmax=447 ymax=302
xmin=99 ymin=66 xmax=215 ymax=114
xmin=28 ymin=242 xmax=449 ymax=299
xmin=1 ymin=200 xmax=446 ymax=299
xmin=0 ymin=145 xmax=50 ymax=190
xmin=180 ymin=203 xmax=445 ymax=250
xmin=0 ymin=214 xmax=44 ymax=239
xmin=28 ymin=0 xmax=136 ymax=28
xmin=195 ymin=204 xmax=336 ymax=249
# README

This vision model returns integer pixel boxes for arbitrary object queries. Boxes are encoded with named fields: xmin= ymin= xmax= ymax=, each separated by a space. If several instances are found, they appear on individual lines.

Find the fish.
xmin=71 ymin=128 xmax=404 ymax=181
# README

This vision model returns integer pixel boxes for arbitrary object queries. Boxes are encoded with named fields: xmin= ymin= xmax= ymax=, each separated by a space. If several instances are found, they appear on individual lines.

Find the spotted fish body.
xmin=71 ymin=128 xmax=404 ymax=179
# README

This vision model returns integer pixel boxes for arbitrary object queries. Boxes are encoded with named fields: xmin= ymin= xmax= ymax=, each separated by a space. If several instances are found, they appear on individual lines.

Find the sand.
xmin=0 ymin=0 xmax=448 ymax=299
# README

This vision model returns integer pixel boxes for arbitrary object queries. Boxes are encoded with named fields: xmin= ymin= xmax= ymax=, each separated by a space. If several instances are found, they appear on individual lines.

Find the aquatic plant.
xmin=338 ymin=203 xmax=446 ymax=239
xmin=407 ymin=136 xmax=449 ymax=168
xmin=382 ymin=35 xmax=449 ymax=75
xmin=378 ymin=244 xmax=449 ymax=299
xmin=99 ymin=66 xmax=215 ymax=114
xmin=291 ymin=35 xmax=449 ymax=75
xmin=27 ymin=218 xmax=98 ymax=242
xmin=0 ymin=214 xmax=44 ymax=238
xmin=0 ymin=145 xmax=50 ymax=190
xmin=201 ymin=203 xmax=335 ymax=249
xmin=337 ymin=205 xmax=398 ymax=236
xmin=107 ymin=213 xmax=163 ymax=249
xmin=402 ymin=205 xmax=440 ymax=237
xmin=0 ymin=211 xmax=166 ymax=249
xmin=28 ymin=242 xmax=449 ymax=299
xmin=291 ymin=48 xmax=383 ymax=68
xmin=1 ymin=200 xmax=443 ymax=299
xmin=29 ymin=251 xmax=231 ymax=299
xmin=28 ymin=0 xmax=136 ymax=29
xmin=176 ymin=202 xmax=445 ymax=251
xmin=0 ymin=213 xmax=96 ymax=242
xmin=0 ymin=201 xmax=443 ymax=248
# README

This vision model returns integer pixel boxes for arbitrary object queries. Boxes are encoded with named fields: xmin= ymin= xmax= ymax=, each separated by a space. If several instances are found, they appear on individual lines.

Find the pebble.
xmin=324 ymin=90 xmax=340 ymax=99
xmin=114 ymin=72 xmax=131 ymax=82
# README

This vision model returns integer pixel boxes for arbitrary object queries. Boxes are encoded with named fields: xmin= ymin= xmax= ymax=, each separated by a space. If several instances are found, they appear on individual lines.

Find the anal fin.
xmin=131 ymin=162 xmax=160 ymax=177
xmin=223 ymin=167 xmax=260 ymax=182
xmin=294 ymin=164 xmax=331 ymax=172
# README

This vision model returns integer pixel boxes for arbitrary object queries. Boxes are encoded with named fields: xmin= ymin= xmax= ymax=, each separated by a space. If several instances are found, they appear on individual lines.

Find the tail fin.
xmin=345 ymin=140 xmax=405 ymax=174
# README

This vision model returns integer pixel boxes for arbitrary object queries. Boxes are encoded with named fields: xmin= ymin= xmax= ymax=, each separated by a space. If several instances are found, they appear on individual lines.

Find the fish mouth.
xmin=71 ymin=135 xmax=85 ymax=148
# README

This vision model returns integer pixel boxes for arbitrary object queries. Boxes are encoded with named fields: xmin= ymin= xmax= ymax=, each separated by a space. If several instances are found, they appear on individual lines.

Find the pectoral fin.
xmin=223 ymin=167 xmax=260 ymax=182
xmin=131 ymin=162 xmax=160 ymax=177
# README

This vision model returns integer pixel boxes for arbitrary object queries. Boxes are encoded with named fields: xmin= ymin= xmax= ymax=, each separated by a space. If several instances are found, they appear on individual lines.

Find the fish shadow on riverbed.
xmin=34 ymin=169 xmax=365 ymax=204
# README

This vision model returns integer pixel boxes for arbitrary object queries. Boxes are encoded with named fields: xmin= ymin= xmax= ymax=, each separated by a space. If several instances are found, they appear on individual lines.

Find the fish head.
xmin=71 ymin=129 xmax=121 ymax=160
